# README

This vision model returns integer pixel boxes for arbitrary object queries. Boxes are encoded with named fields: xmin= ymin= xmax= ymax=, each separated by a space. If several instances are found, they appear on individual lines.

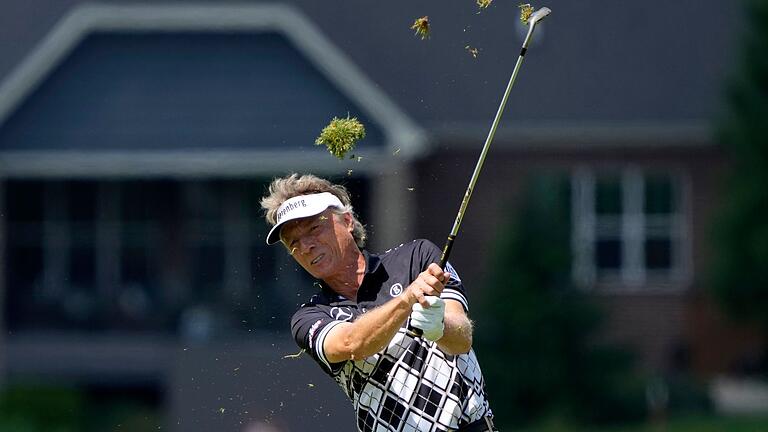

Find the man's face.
xmin=279 ymin=208 xmax=356 ymax=280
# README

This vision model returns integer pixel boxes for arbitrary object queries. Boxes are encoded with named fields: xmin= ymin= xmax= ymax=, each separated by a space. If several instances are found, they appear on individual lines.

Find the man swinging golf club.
xmin=262 ymin=6 xmax=551 ymax=431
xmin=261 ymin=173 xmax=496 ymax=432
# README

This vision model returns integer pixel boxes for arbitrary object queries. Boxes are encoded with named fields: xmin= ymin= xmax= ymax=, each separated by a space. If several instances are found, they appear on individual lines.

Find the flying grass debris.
xmin=465 ymin=45 xmax=480 ymax=58
xmin=411 ymin=16 xmax=430 ymax=40
xmin=315 ymin=116 xmax=366 ymax=159
xmin=283 ymin=349 xmax=305 ymax=359
xmin=519 ymin=3 xmax=534 ymax=24
xmin=477 ymin=0 xmax=493 ymax=9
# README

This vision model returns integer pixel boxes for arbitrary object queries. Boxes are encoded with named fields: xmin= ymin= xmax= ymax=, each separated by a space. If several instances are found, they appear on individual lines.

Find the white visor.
xmin=266 ymin=192 xmax=344 ymax=245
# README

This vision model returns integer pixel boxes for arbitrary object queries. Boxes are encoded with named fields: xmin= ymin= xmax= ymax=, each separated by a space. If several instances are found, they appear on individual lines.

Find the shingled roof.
xmin=0 ymin=0 xmax=744 ymax=146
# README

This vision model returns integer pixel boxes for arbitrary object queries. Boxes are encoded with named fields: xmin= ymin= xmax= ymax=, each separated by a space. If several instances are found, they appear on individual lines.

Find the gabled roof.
xmin=0 ymin=3 xmax=427 ymax=177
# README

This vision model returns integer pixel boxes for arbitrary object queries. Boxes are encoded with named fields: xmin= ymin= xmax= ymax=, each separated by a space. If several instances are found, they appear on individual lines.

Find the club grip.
xmin=438 ymin=235 xmax=456 ymax=268
xmin=407 ymin=327 xmax=423 ymax=338
xmin=408 ymin=235 xmax=456 ymax=338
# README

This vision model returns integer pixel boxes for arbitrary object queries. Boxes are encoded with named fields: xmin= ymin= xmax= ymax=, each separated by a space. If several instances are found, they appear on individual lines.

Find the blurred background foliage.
xmin=710 ymin=0 xmax=768 ymax=375
xmin=0 ymin=384 xmax=161 ymax=432
xmin=515 ymin=414 xmax=768 ymax=432
xmin=0 ymin=386 xmax=82 ymax=432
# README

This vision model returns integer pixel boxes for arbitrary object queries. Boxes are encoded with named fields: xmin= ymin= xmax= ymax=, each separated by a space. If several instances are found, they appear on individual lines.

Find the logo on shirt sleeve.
xmin=389 ymin=283 xmax=404 ymax=297
xmin=308 ymin=319 xmax=323 ymax=350
xmin=445 ymin=261 xmax=462 ymax=283
xmin=330 ymin=306 xmax=354 ymax=322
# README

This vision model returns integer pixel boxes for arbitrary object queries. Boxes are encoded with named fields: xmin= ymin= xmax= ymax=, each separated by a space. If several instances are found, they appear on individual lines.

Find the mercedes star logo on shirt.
xmin=330 ymin=306 xmax=354 ymax=322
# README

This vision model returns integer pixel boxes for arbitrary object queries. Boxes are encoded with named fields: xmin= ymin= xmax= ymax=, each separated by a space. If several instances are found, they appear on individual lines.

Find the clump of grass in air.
xmin=315 ymin=116 xmax=366 ymax=159
xmin=519 ymin=3 xmax=534 ymax=24
xmin=411 ymin=16 xmax=430 ymax=40
xmin=477 ymin=0 xmax=493 ymax=9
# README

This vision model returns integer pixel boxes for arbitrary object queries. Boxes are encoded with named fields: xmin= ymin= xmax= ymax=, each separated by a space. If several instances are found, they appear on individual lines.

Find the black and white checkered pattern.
xmin=333 ymin=329 xmax=490 ymax=431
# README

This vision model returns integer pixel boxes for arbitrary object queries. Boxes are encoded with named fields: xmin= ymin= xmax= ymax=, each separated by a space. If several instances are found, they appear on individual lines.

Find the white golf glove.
xmin=410 ymin=296 xmax=445 ymax=342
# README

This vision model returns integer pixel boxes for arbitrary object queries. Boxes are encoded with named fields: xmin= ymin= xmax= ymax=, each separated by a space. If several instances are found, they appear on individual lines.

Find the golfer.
xmin=261 ymin=173 xmax=496 ymax=432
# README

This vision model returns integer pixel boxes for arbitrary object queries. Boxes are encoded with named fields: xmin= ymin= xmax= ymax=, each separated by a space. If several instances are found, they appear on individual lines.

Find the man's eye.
xmin=310 ymin=225 xmax=319 ymax=232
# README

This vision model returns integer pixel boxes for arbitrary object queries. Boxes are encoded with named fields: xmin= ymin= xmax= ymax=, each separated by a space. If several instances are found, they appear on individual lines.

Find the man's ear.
xmin=343 ymin=212 xmax=354 ymax=232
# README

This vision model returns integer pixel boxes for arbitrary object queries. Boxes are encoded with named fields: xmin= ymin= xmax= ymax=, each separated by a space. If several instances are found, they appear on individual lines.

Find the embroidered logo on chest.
xmin=389 ymin=283 xmax=404 ymax=297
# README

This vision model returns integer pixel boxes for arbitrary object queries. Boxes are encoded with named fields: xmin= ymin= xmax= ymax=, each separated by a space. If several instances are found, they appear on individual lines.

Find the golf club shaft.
xmin=409 ymin=8 xmax=550 ymax=339
xmin=438 ymin=25 xmax=538 ymax=269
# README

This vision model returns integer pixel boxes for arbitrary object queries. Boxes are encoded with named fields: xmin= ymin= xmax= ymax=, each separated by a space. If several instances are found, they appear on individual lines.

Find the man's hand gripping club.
xmin=406 ymin=263 xmax=448 ymax=342
xmin=411 ymin=296 xmax=445 ymax=341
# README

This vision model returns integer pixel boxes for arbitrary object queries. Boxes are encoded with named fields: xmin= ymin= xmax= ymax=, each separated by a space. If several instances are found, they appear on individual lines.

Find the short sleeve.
xmin=291 ymin=305 xmax=347 ymax=375
xmin=415 ymin=239 xmax=470 ymax=312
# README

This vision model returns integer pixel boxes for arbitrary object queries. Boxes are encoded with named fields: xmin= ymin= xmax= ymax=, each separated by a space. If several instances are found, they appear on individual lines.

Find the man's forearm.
xmin=437 ymin=311 xmax=473 ymax=355
xmin=338 ymin=296 xmax=412 ymax=360
xmin=325 ymin=265 xmax=446 ymax=363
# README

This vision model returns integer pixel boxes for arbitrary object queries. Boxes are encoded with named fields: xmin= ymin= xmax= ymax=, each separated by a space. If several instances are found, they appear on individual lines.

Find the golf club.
xmin=409 ymin=6 xmax=551 ymax=338
xmin=437 ymin=6 xmax=551 ymax=268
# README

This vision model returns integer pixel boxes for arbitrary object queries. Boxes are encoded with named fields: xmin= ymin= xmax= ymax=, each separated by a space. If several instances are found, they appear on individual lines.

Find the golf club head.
xmin=528 ymin=7 xmax=551 ymax=27
xmin=520 ymin=6 xmax=550 ymax=48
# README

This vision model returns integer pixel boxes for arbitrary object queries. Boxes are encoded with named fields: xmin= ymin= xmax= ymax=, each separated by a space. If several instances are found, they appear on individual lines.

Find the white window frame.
xmin=571 ymin=167 xmax=692 ymax=292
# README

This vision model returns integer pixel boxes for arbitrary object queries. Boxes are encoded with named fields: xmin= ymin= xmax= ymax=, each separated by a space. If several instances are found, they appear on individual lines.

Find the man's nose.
xmin=298 ymin=237 xmax=315 ymax=254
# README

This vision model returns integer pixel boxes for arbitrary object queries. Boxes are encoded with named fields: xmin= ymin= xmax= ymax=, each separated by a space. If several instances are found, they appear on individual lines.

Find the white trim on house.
xmin=0 ymin=149 xmax=402 ymax=178
xmin=0 ymin=3 xmax=428 ymax=177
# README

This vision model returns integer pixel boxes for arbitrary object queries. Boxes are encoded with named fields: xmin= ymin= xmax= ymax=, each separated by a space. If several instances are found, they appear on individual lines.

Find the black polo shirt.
xmin=291 ymin=239 xmax=492 ymax=432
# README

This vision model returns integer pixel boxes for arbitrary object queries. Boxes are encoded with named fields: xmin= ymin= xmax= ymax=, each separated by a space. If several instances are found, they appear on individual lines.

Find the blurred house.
xmin=0 ymin=1 xmax=761 ymax=430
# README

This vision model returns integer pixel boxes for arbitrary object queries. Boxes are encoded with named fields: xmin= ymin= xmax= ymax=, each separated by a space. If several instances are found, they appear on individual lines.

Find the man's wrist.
xmin=395 ymin=294 xmax=413 ymax=317
xmin=401 ymin=290 xmax=418 ymax=307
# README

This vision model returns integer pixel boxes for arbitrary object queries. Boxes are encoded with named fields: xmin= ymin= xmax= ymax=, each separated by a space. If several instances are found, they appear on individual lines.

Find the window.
xmin=571 ymin=169 xmax=690 ymax=290
xmin=4 ymin=177 xmax=369 ymax=334
xmin=3 ymin=179 xmax=337 ymax=334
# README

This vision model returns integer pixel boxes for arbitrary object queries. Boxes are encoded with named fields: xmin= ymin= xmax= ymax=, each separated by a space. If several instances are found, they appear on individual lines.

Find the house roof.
xmin=0 ymin=0 xmax=745 ymax=148
xmin=0 ymin=3 xmax=428 ymax=176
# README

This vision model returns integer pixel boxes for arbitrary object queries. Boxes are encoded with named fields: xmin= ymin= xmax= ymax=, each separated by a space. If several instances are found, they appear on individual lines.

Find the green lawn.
xmin=517 ymin=415 xmax=768 ymax=432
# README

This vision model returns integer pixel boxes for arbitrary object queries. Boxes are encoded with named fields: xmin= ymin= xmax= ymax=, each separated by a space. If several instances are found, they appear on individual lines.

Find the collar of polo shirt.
xmin=266 ymin=192 xmax=344 ymax=245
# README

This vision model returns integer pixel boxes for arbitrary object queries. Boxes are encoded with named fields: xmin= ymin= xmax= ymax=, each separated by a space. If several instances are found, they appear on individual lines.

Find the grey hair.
xmin=260 ymin=173 xmax=367 ymax=248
